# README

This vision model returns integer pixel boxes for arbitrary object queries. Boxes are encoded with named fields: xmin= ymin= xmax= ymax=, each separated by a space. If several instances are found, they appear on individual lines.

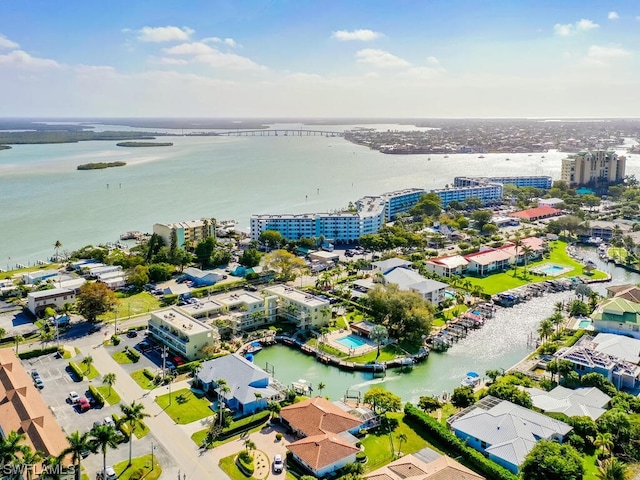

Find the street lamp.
xmin=151 ymin=441 xmax=156 ymax=471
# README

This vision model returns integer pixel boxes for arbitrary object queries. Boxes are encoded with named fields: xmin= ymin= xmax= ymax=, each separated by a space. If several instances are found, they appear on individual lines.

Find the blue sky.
xmin=1 ymin=1 xmax=638 ymax=117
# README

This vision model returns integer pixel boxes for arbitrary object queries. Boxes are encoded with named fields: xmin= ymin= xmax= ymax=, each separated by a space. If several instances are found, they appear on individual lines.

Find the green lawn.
xmin=308 ymin=338 xmax=347 ymax=358
xmin=82 ymin=363 xmax=99 ymax=380
xmin=132 ymin=421 xmax=150 ymax=439
xmin=100 ymin=292 xmax=161 ymax=321
xmin=130 ymin=369 xmax=155 ymax=390
xmin=362 ymin=412 xmax=429 ymax=472
xmin=608 ymin=247 xmax=629 ymax=262
xmin=112 ymin=350 xmax=133 ymax=364
xmin=219 ymin=454 xmax=255 ymax=480
xmin=97 ymin=386 xmax=121 ymax=405
xmin=434 ymin=304 xmax=469 ymax=325
xmin=0 ymin=263 xmax=58 ymax=280
xmin=465 ymin=240 xmax=608 ymax=295
xmin=155 ymin=388 xmax=213 ymax=424
xmin=582 ymin=453 xmax=598 ymax=480
xmin=112 ymin=454 xmax=162 ymax=480
xmin=349 ymin=344 xmax=404 ymax=364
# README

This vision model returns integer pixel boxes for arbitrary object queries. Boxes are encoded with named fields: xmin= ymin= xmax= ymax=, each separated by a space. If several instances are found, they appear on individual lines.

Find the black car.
xmin=88 ymin=324 xmax=101 ymax=334
xmin=126 ymin=330 xmax=138 ymax=338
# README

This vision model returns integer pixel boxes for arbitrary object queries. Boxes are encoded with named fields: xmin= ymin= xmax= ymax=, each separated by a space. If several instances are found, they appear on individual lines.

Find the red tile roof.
xmin=286 ymin=433 xmax=359 ymax=471
xmin=510 ymin=206 xmax=561 ymax=220
xmin=280 ymin=396 xmax=362 ymax=437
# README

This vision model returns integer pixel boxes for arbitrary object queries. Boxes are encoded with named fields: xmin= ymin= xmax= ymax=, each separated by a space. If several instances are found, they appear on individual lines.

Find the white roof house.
xmin=371 ymin=258 xmax=413 ymax=275
xmin=590 ymin=333 xmax=640 ymax=364
xmin=448 ymin=396 xmax=572 ymax=474
xmin=525 ymin=386 xmax=611 ymax=420
xmin=383 ymin=267 xmax=448 ymax=306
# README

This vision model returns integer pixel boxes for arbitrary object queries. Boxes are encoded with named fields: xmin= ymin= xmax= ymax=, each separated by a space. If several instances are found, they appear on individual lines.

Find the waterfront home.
xmin=153 ymin=218 xmax=215 ymax=250
xmin=196 ymin=353 xmax=282 ymax=415
xmin=424 ymin=254 xmax=469 ymax=277
xmin=382 ymin=267 xmax=448 ymax=306
xmin=0 ymin=350 xmax=70 ymax=465
xmin=591 ymin=297 xmax=640 ymax=339
xmin=22 ymin=269 xmax=59 ymax=285
xmin=525 ymin=385 xmax=610 ymax=421
xmin=364 ymin=450 xmax=485 ymax=480
xmin=212 ymin=289 xmax=277 ymax=333
xmin=183 ymin=266 xmax=224 ymax=287
xmin=148 ymin=307 xmax=220 ymax=360
xmin=371 ymin=258 xmax=413 ymax=275
xmin=554 ymin=335 xmax=640 ymax=390
xmin=447 ymin=396 xmax=572 ymax=474
xmin=281 ymin=397 xmax=363 ymax=477
xmin=263 ymin=285 xmax=331 ymax=329
xmin=509 ymin=206 xmax=562 ymax=222
xmin=578 ymin=220 xmax=633 ymax=243
xmin=464 ymin=249 xmax=512 ymax=276
xmin=606 ymin=284 xmax=640 ymax=303
xmin=27 ymin=287 xmax=75 ymax=316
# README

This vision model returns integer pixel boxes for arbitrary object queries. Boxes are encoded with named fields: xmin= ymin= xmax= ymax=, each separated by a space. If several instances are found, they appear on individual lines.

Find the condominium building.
xmin=432 ymin=181 xmax=503 ymax=207
xmin=153 ymin=218 xmax=215 ymax=249
xmin=454 ymin=175 xmax=553 ymax=189
xmin=27 ymin=288 xmax=75 ymax=316
xmin=212 ymin=290 xmax=278 ymax=333
xmin=250 ymin=189 xmax=426 ymax=242
xmin=561 ymin=151 xmax=626 ymax=187
xmin=263 ymin=285 xmax=332 ymax=329
xmin=148 ymin=307 xmax=220 ymax=360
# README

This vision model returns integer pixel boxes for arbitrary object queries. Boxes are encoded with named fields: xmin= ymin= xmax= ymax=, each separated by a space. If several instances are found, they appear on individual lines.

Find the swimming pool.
xmin=532 ymin=263 xmax=572 ymax=277
xmin=578 ymin=319 xmax=592 ymax=328
xmin=337 ymin=335 xmax=368 ymax=349
xmin=445 ymin=291 xmax=455 ymax=299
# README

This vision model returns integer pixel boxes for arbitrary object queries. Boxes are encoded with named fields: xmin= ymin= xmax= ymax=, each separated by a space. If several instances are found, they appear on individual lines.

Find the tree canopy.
xmin=521 ymin=440 xmax=584 ymax=480
xmin=261 ymin=249 xmax=307 ymax=281
xmin=76 ymin=282 xmax=118 ymax=322
xmin=363 ymin=387 xmax=401 ymax=414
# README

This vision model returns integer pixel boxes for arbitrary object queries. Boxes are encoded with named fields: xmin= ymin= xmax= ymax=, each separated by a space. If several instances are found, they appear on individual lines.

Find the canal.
xmin=255 ymin=246 xmax=640 ymax=404
xmin=255 ymin=291 xmax=575 ymax=403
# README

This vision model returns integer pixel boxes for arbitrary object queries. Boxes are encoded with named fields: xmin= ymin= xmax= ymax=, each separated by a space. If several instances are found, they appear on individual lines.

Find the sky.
xmin=1 ymin=0 xmax=639 ymax=118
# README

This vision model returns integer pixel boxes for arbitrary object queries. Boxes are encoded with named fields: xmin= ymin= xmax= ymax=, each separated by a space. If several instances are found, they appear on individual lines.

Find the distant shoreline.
xmin=116 ymin=141 xmax=173 ymax=147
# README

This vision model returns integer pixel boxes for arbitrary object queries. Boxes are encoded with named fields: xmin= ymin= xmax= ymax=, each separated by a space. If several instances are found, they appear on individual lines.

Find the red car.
xmin=172 ymin=356 xmax=186 ymax=366
xmin=77 ymin=397 xmax=91 ymax=412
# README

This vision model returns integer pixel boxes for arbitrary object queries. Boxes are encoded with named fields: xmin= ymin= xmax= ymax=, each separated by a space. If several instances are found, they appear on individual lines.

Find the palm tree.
xmin=537 ymin=319 xmax=554 ymax=344
xmin=554 ymin=301 xmax=564 ymax=315
xmin=549 ymin=312 xmax=564 ymax=335
xmin=60 ymin=430 xmax=92 ymax=480
xmin=396 ymin=433 xmax=407 ymax=456
xmin=0 ymin=431 xmax=30 ymax=466
xmin=13 ymin=334 xmax=24 ymax=356
xmin=370 ymin=324 xmax=388 ymax=359
xmin=53 ymin=240 xmax=62 ymax=262
xmin=82 ymin=355 xmax=93 ymax=374
xmin=317 ymin=382 xmax=326 ymax=397
xmin=0 ymin=327 xmax=6 ymax=341
xmin=243 ymin=439 xmax=256 ymax=453
xmin=512 ymin=235 xmax=522 ymax=277
xmin=19 ymin=448 xmax=44 ymax=480
xmin=596 ymin=457 xmax=631 ymax=480
xmin=216 ymin=379 xmax=230 ymax=428
xmin=103 ymin=373 xmax=116 ymax=396
xmin=89 ymin=425 xmax=120 ymax=480
xmin=521 ymin=245 xmax=534 ymax=278
xmin=41 ymin=455 xmax=68 ymax=480
xmin=120 ymin=401 xmax=150 ymax=466
xmin=267 ymin=401 xmax=281 ymax=419
xmin=594 ymin=432 xmax=615 ymax=457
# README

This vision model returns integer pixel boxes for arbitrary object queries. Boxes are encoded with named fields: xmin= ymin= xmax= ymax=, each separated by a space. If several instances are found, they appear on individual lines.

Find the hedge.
xmin=236 ymin=452 xmax=254 ymax=476
xmin=89 ymin=384 xmax=105 ymax=407
xmin=403 ymin=403 xmax=518 ymax=480
xmin=68 ymin=361 xmax=84 ymax=380
xmin=176 ymin=359 xmax=200 ymax=374
xmin=124 ymin=346 xmax=140 ymax=362
xmin=216 ymin=411 xmax=271 ymax=441
xmin=19 ymin=346 xmax=61 ymax=360
xmin=112 ymin=413 xmax=131 ymax=439
xmin=143 ymin=368 xmax=155 ymax=380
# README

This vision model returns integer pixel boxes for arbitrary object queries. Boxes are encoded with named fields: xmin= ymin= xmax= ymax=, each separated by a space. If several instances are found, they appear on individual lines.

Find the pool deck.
xmin=322 ymin=330 xmax=376 ymax=356
xmin=530 ymin=262 xmax=574 ymax=277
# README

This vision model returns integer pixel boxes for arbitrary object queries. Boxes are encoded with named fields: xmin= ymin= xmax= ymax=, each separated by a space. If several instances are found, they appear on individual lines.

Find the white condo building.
xmin=250 ymin=189 xmax=425 ymax=242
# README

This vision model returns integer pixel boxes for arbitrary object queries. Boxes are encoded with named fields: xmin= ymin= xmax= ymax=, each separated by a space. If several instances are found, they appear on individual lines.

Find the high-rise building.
xmin=561 ymin=151 xmax=626 ymax=187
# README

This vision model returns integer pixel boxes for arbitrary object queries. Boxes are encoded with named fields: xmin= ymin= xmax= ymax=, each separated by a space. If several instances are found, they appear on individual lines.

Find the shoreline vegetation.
xmin=116 ymin=141 xmax=173 ymax=147
xmin=77 ymin=161 xmax=126 ymax=170
xmin=0 ymin=130 xmax=163 ymax=147
xmin=0 ymin=145 xmax=11 ymax=150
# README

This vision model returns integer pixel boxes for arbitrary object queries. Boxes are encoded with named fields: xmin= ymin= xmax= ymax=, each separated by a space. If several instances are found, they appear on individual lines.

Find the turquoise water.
xmin=336 ymin=335 xmax=368 ymax=349
xmin=579 ymin=319 xmax=592 ymax=328
xmin=540 ymin=264 xmax=566 ymax=275
xmin=444 ymin=291 xmax=455 ymax=299
xmin=0 ymin=125 xmax=576 ymax=267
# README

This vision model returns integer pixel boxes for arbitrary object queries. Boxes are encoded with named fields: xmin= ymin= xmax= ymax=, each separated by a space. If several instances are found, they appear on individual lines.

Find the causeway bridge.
xmin=216 ymin=129 xmax=345 ymax=137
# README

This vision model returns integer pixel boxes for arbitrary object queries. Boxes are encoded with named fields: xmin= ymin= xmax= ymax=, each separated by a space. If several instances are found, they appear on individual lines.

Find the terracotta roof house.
xmin=606 ymin=284 xmax=640 ymax=303
xmin=281 ymin=397 xmax=364 ymax=477
xmin=509 ymin=206 xmax=561 ymax=222
xmin=0 ymin=349 xmax=70 ymax=464
xmin=365 ymin=452 xmax=485 ymax=480
xmin=464 ymin=249 xmax=512 ymax=276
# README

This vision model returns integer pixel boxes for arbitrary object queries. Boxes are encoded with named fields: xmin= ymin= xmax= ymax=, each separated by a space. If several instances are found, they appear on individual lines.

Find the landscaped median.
xmin=68 ymin=360 xmax=99 ymax=380
xmin=112 ymin=454 xmax=161 ymax=480
xmin=154 ymin=388 xmax=213 ymax=424
xmin=191 ymin=410 xmax=271 ymax=448
xmin=130 ymin=368 xmax=156 ymax=390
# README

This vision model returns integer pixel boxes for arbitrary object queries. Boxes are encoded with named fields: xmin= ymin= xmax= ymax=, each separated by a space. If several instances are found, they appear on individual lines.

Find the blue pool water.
xmin=579 ymin=319 xmax=592 ymax=328
xmin=445 ymin=291 xmax=455 ymax=299
xmin=540 ymin=264 xmax=566 ymax=275
xmin=337 ymin=335 xmax=368 ymax=349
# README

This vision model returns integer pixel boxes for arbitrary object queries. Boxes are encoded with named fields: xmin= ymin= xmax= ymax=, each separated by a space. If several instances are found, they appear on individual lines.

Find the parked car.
xmin=126 ymin=329 xmax=138 ymax=338
xmin=165 ymin=361 xmax=176 ymax=371
xmin=103 ymin=417 xmax=115 ymax=428
xmin=68 ymin=391 xmax=80 ymax=404
xmin=138 ymin=340 xmax=152 ymax=352
xmin=77 ymin=397 xmax=91 ymax=412
xmin=172 ymin=356 xmax=185 ymax=366
xmin=273 ymin=454 xmax=284 ymax=473
xmin=96 ymin=466 xmax=117 ymax=480
xmin=31 ymin=370 xmax=44 ymax=389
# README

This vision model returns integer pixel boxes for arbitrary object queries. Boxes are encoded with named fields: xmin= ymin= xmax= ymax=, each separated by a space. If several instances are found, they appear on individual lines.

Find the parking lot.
xmin=102 ymin=331 xmax=181 ymax=376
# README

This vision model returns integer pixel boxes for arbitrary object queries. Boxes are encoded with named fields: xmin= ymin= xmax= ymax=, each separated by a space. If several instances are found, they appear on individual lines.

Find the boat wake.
xmin=350 ymin=375 xmax=401 ymax=389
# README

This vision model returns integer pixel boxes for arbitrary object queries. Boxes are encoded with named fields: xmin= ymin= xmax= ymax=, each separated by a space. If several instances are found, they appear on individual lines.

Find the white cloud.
xmin=137 ymin=26 xmax=194 ymax=43
xmin=164 ymin=42 xmax=262 ymax=70
xmin=426 ymin=56 xmax=439 ymax=65
xmin=554 ymin=18 xmax=599 ymax=36
xmin=608 ymin=11 xmax=619 ymax=20
xmin=576 ymin=19 xmax=599 ymax=31
xmin=588 ymin=45 xmax=632 ymax=60
xmin=151 ymin=57 xmax=189 ymax=65
xmin=0 ymin=34 xmax=19 ymax=50
xmin=332 ymin=29 xmax=382 ymax=41
xmin=223 ymin=38 xmax=237 ymax=47
xmin=0 ymin=50 xmax=60 ymax=69
xmin=355 ymin=48 xmax=410 ymax=68
xmin=202 ymin=37 xmax=238 ymax=48
xmin=399 ymin=66 xmax=445 ymax=81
